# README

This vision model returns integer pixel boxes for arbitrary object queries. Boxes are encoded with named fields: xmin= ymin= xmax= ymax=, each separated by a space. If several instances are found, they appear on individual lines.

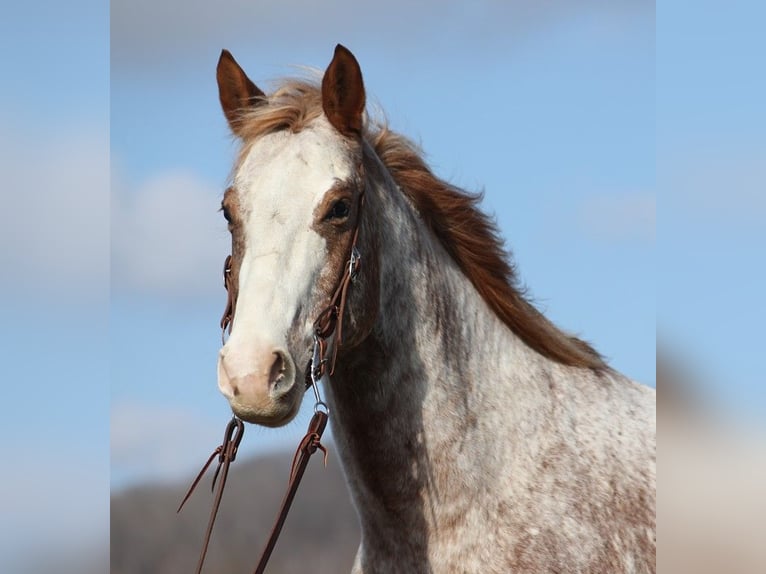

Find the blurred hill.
xmin=111 ymin=445 xmax=360 ymax=573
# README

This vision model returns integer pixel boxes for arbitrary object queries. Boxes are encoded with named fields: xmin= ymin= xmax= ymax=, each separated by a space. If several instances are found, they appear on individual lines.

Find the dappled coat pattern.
xmin=214 ymin=45 xmax=656 ymax=573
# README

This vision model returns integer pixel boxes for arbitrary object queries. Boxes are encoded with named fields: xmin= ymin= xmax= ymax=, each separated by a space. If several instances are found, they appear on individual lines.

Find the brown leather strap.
xmin=180 ymin=413 xmax=328 ymax=574
xmin=178 ymin=417 xmax=244 ymax=574
xmin=312 ymin=191 xmax=365 ymax=377
xmin=253 ymin=410 xmax=328 ymax=574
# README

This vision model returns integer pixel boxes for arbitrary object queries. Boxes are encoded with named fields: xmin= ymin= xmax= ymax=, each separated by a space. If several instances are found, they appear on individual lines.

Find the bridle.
xmin=178 ymin=188 xmax=365 ymax=574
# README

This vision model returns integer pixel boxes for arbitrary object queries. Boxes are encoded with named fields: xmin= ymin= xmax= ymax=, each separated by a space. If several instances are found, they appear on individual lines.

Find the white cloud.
xmin=111 ymin=0 xmax=645 ymax=78
xmin=578 ymin=191 xmax=656 ymax=243
xmin=0 ymin=123 xmax=109 ymax=300
xmin=111 ymin=168 xmax=229 ymax=298
xmin=111 ymin=401 xmax=224 ymax=486
xmin=666 ymin=148 xmax=766 ymax=229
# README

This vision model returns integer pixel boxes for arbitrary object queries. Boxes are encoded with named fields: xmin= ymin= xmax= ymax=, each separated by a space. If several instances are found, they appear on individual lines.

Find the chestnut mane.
xmin=235 ymin=79 xmax=606 ymax=370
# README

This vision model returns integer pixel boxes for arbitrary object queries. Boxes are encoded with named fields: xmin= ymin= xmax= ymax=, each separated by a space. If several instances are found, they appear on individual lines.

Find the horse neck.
xmin=325 ymin=172 xmax=554 ymax=551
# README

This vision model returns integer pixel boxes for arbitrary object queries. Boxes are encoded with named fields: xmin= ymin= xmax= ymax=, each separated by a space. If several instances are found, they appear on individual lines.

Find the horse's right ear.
xmin=217 ymin=50 xmax=265 ymax=136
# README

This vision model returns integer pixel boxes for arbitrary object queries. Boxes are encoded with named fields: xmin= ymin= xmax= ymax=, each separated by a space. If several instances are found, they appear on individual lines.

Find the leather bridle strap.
xmin=253 ymin=410 xmax=328 ymax=574
xmin=177 ymin=417 xmax=244 ymax=574
xmin=311 ymin=191 xmax=365 ymax=378
xmin=178 ymin=412 xmax=328 ymax=574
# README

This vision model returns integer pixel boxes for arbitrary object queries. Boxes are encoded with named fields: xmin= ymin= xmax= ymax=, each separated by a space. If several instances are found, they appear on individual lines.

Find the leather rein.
xmin=178 ymin=191 xmax=364 ymax=574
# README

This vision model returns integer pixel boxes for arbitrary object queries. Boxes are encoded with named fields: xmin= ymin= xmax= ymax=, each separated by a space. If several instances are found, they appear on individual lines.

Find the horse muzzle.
xmin=217 ymin=343 xmax=303 ymax=427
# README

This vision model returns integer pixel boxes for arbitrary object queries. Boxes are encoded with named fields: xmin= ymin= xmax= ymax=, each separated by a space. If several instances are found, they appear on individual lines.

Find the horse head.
xmin=215 ymin=45 xmax=378 ymax=426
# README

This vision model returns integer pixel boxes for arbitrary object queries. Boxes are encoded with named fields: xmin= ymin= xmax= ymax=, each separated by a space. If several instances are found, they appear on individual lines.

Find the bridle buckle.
xmin=349 ymin=245 xmax=361 ymax=282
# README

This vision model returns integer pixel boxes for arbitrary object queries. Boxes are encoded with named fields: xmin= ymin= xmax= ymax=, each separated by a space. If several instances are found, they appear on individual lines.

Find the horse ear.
xmin=321 ymin=44 xmax=366 ymax=137
xmin=217 ymin=49 xmax=265 ymax=136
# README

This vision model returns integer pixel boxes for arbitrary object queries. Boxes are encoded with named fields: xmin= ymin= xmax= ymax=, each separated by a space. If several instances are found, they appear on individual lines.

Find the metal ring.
xmin=349 ymin=246 xmax=361 ymax=281
xmin=314 ymin=401 xmax=329 ymax=415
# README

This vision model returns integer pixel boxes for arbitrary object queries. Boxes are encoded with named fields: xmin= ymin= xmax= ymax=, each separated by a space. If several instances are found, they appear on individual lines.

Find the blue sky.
xmin=0 ymin=1 xmax=109 ymax=569
xmin=2 ymin=0 xmax=764 ymax=570
xmin=658 ymin=0 xmax=766 ymax=410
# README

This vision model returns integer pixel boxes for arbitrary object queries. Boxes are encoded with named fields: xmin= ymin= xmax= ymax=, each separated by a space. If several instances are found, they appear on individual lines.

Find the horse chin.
xmin=227 ymin=380 xmax=304 ymax=427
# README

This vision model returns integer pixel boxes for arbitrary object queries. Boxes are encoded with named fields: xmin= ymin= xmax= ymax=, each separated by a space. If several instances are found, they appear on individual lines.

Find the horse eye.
xmin=327 ymin=199 xmax=350 ymax=220
xmin=221 ymin=206 xmax=232 ymax=223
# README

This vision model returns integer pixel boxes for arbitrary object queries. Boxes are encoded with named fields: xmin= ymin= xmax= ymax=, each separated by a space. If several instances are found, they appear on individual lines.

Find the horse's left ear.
xmin=322 ymin=44 xmax=366 ymax=137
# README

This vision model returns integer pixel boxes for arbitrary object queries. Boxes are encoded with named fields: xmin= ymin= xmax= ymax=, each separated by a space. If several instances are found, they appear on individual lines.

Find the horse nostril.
xmin=269 ymin=351 xmax=286 ymax=387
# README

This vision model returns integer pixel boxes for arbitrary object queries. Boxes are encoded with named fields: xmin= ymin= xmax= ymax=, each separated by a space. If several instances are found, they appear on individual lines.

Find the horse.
xmin=213 ymin=44 xmax=656 ymax=573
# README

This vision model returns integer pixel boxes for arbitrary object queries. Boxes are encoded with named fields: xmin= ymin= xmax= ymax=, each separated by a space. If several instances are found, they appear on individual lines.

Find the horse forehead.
xmin=235 ymin=125 xmax=354 ymax=210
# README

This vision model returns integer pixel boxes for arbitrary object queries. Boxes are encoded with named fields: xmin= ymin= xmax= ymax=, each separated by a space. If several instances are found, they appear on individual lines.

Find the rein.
xmin=178 ymin=190 xmax=364 ymax=573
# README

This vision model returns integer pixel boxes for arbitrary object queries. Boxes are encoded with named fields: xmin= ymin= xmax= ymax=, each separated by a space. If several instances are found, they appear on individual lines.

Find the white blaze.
xmin=221 ymin=119 xmax=355 ymax=383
